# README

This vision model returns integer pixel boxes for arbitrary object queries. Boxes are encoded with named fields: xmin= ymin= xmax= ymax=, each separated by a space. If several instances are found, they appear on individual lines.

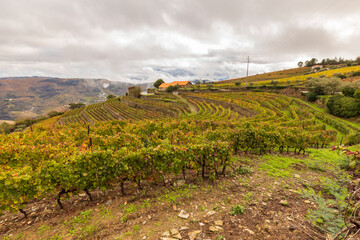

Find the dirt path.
xmin=174 ymin=95 xmax=198 ymax=114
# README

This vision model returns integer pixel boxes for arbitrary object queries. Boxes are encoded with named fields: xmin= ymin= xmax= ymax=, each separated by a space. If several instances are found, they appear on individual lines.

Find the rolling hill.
xmin=217 ymin=67 xmax=311 ymax=84
xmin=0 ymin=77 xmax=148 ymax=120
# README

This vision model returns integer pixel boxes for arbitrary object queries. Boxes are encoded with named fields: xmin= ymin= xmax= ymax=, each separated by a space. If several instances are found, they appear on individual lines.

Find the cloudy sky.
xmin=0 ymin=0 xmax=359 ymax=83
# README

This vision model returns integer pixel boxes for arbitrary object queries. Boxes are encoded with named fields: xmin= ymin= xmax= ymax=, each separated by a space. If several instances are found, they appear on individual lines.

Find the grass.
xmin=230 ymin=204 xmax=245 ymax=216
xmin=158 ymin=184 xmax=197 ymax=204
xmin=38 ymin=225 xmax=51 ymax=234
xmin=259 ymin=154 xmax=305 ymax=178
xmin=296 ymin=98 xmax=360 ymax=130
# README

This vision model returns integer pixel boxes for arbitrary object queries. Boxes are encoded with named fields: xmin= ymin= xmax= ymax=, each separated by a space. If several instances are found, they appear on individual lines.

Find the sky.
xmin=0 ymin=0 xmax=359 ymax=83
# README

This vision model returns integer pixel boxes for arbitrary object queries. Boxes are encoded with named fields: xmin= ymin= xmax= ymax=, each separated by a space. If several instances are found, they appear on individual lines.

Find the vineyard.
xmin=215 ymin=65 xmax=360 ymax=88
xmin=218 ymin=66 xmax=311 ymax=84
xmin=2 ymin=90 xmax=360 ymax=223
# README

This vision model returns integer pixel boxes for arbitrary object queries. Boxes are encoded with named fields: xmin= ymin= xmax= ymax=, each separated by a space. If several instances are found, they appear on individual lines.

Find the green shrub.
xmin=307 ymin=91 xmax=318 ymax=102
xmin=333 ymin=73 xmax=347 ymax=79
xmin=270 ymin=80 xmax=279 ymax=86
xmin=354 ymin=89 xmax=360 ymax=99
xmin=326 ymin=95 xmax=360 ymax=118
xmin=352 ymin=71 xmax=360 ymax=77
xmin=166 ymin=85 xmax=175 ymax=92
xmin=342 ymin=86 xmax=355 ymax=97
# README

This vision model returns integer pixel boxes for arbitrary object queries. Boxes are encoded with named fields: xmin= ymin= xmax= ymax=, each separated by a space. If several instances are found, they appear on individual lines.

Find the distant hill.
xmin=0 ymin=77 xmax=148 ymax=120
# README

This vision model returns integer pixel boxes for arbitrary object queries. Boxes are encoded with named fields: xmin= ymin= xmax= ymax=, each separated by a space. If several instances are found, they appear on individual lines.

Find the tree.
xmin=356 ymin=56 xmax=360 ymax=65
xmin=166 ymin=85 xmax=175 ymax=92
xmin=298 ymin=61 xmax=304 ymax=68
xmin=69 ymin=103 xmax=85 ymax=110
xmin=46 ymin=111 xmax=63 ymax=118
xmin=305 ymin=77 xmax=343 ymax=95
xmin=196 ymin=81 xmax=201 ymax=89
xmin=305 ymin=58 xmax=318 ymax=67
xmin=354 ymin=89 xmax=360 ymax=99
xmin=306 ymin=91 xmax=318 ymax=102
xmin=342 ymin=87 xmax=355 ymax=97
xmin=270 ymin=80 xmax=279 ymax=87
xmin=130 ymin=86 xmax=142 ymax=98
xmin=326 ymin=95 xmax=360 ymax=118
xmin=106 ymin=94 xmax=116 ymax=100
xmin=154 ymin=79 xmax=164 ymax=89
xmin=173 ymin=84 xmax=180 ymax=91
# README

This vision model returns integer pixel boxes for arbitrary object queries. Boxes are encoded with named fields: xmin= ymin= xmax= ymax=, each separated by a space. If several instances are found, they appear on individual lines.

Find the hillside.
xmin=217 ymin=67 xmax=311 ymax=84
xmin=1 ymin=90 xmax=360 ymax=239
xmin=0 ymin=77 xmax=148 ymax=120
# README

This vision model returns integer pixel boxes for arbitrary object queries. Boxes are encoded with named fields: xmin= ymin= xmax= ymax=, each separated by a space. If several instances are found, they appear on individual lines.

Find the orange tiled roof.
xmin=159 ymin=81 xmax=191 ymax=88
xmin=159 ymin=83 xmax=172 ymax=88
xmin=171 ymin=81 xmax=191 ymax=86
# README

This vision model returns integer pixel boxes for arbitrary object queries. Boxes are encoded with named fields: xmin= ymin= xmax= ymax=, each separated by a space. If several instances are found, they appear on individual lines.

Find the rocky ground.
xmin=0 ymin=149 xmax=352 ymax=240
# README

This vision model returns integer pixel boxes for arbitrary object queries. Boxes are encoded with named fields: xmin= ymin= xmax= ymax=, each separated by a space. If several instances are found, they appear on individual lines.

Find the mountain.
xmin=0 ymin=77 xmax=148 ymax=120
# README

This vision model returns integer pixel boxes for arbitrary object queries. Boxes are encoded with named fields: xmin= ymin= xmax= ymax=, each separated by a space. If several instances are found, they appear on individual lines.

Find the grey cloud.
xmin=0 ymin=0 xmax=359 ymax=82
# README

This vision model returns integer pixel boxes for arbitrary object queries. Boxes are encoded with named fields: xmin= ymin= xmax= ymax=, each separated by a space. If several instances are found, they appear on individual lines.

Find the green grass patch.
xmin=306 ymin=148 xmax=345 ymax=171
xmin=259 ymin=155 xmax=305 ymax=178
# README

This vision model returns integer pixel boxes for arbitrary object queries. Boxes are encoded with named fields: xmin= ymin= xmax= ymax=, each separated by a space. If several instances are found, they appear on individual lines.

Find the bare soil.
xmin=0 ymin=154 xmax=329 ymax=240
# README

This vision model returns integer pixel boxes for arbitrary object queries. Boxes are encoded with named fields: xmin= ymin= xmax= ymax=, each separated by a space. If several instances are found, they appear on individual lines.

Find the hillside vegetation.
xmin=0 ymin=60 xmax=360 ymax=240
xmin=0 ymin=77 xmax=144 ymax=120
xmin=2 ymin=86 xmax=360 ymax=239
xmin=218 ymin=67 xmax=311 ymax=84
xmin=215 ymin=65 xmax=360 ymax=88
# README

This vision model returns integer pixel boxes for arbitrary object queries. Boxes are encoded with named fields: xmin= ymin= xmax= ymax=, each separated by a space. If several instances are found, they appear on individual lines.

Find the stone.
xmin=263 ymin=222 xmax=271 ymax=232
xmin=209 ymin=226 xmax=223 ymax=232
xmin=178 ymin=210 xmax=189 ymax=219
xmin=279 ymin=200 xmax=289 ymax=206
xmin=173 ymin=233 xmax=182 ymax=239
xmin=188 ymin=230 xmax=201 ymax=240
xmin=170 ymin=229 xmax=180 ymax=235
xmin=205 ymin=210 xmax=216 ymax=216
xmin=215 ymin=220 xmax=223 ymax=226
xmin=294 ymin=174 xmax=300 ymax=178
xmin=147 ymin=215 xmax=152 ymax=220
xmin=199 ymin=222 xmax=205 ymax=226
xmin=180 ymin=226 xmax=189 ymax=231
xmin=162 ymin=231 xmax=171 ymax=237
xmin=174 ymin=179 xmax=186 ymax=187
xmin=244 ymin=228 xmax=254 ymax=235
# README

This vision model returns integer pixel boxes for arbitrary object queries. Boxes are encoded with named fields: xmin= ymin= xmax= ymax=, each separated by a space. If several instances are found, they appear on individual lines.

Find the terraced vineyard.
xmin=2 ymin=90 xmax=360 ymax=239
xmin=215 ymin=65 xmax=360 ymax=87
xmin=182 ymin=92 xmax=360 ymax=145
xmin=58 ymin=92 xmax=360 ymax=146
xmin=218 ymin=66 xmax=311 ymax=84
xmin=58 ymin=97 xmax=186 ymax=125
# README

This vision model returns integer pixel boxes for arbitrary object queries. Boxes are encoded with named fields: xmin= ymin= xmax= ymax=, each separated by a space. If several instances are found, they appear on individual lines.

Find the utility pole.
xmin=246 ymin=56 xmax=250 ymax=87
